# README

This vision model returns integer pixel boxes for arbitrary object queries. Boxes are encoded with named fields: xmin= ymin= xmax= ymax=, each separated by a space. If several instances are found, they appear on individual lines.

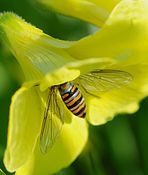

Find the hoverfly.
xmin=40 ymin=69 xmax=133 ymax=153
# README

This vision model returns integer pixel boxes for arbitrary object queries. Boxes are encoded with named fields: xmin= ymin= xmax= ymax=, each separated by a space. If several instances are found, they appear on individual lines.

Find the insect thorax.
xmin=59 ymin=82 xmax=73 ymax=95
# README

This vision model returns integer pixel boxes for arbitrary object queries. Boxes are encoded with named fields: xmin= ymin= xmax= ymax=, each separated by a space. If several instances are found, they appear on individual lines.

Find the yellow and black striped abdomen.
xmin=59 ymin=82 xmax=86 ymax=118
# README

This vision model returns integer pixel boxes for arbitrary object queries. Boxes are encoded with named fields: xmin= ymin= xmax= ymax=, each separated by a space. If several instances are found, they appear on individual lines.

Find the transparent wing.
xmin=40 ymin=87 xmax=64 ymax=154
xmin=76 ymin=69 xmax=133 ymax=97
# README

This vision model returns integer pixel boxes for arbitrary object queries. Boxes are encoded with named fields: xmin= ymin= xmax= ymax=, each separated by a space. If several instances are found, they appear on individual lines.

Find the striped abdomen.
xmin=59 ymin=82 xmax=86 ymax=118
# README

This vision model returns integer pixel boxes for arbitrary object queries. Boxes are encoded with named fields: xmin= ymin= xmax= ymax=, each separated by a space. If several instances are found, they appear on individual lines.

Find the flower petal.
xmin=4 ymin=86 xmax=42 ymax=172
xmin=0 ymin=12 xmax=114 ymax=90
xmin=4 ymin=84 xmax=88 ymax=174
xmin=85 ymin=63 xmax=148 ymax=125
xmin=0 ymin=12 xmax=74 ymax=84
xmin=40 ymin=57 xmax=115 ymax=91
xmin=35 ymin=0 xmax=120 ymax=26
xmin=67 ymin=0 xmax=148 ymax=61
xmin=63 ymin=0 xmax=148 ymax=124
xmin=15 ymin=117 xmax=88 ymax=175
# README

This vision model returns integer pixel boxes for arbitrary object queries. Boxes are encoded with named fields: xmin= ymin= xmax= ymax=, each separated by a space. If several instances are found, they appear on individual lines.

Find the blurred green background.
xmin=0 ymin=0 xmax=148 ymax=175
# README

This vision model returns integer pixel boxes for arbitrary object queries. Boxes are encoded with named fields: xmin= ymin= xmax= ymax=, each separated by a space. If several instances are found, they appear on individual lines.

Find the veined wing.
xmin=40 ymin=87 xmax=64 ymax=154
xmin=76 ymin=69 xmax=133 ymax=97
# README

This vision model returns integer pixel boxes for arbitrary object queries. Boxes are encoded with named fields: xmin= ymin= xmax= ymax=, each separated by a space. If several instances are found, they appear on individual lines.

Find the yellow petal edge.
xmin=35 ymin=0 xmax=121 ymax=26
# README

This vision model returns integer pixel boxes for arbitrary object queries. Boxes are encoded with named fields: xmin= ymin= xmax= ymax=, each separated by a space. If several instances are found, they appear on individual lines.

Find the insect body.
xmin=59 ymin=82 xmax=86 ymax=118
xmin=40 ymin=69 xmax=133 ymax=154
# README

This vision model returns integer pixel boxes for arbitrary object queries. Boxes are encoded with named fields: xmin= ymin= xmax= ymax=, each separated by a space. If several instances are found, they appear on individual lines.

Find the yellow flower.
xmin=0 ymin=0 xmax=148 ymax=174
xmin=0 ymin=12 xmax=112 ymax=175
